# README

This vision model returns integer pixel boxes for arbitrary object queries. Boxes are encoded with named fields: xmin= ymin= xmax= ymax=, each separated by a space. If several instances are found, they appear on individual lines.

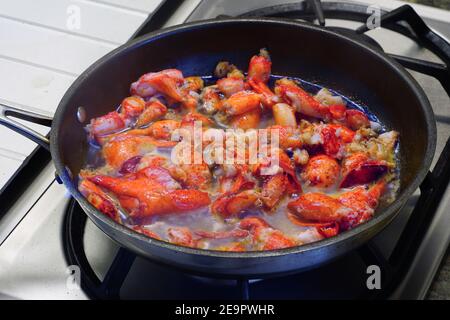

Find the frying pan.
xmin=0 ymin=19 xmax=438 ymax=277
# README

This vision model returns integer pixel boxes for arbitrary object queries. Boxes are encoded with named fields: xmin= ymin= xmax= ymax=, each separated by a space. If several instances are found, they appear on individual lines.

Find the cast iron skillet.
xmin=0 ymin=19 xmax=437 ymax=277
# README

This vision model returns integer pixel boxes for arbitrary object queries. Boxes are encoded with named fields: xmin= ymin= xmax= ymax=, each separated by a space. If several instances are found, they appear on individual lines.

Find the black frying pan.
xmin=0 ymin=19 xmax=438 ymax=277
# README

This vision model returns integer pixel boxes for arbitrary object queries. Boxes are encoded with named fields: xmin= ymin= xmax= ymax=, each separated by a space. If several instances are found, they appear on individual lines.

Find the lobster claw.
xmin=316 ymin=222 xmax=340 ymax=238
xmin=79 ymin=180 xmax=120 ymax=222
xmin=87 ymin=169 xmax=210 ymax=220
xmin=239 ymin=217 xmax=295 ymax=250
xmin=338 ymin=180 xmax=386 ymax=230
xmin=301 ymin=154 xmax=340 ymax=188
xmin=211 ymin=190 xmax=260 ymax=217
xmin=340 ymin=152 xmax=388 ymax=188
xmin=287 ymin=179 xmax=385 ymax=233
xmin=287 ymin=193 xmax=349 ymax=223
xmin=288 ymin=212 xmax=340 ymax=239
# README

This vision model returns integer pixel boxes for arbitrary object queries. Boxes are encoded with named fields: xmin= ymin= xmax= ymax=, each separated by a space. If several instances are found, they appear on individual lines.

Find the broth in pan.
xmin=78 ymin=49 xmax=399 ymax=251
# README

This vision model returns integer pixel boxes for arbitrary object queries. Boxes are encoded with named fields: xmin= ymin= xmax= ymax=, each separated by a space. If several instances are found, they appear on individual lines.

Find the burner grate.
xmin=238 ymin=2 xmax=450 ymax=94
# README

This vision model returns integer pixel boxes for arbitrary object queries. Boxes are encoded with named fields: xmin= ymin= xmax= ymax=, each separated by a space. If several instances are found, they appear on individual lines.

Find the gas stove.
xmin=0 ymin=0 xmax=449 ymax=300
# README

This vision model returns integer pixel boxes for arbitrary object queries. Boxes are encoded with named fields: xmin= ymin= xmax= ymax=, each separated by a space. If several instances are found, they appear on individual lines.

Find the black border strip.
xmin=0 ymin=144 xmax=50 ymax=218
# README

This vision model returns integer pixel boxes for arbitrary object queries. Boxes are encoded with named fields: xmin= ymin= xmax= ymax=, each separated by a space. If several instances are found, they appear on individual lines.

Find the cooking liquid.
xmin=84 ymin=75 xmax=400 ymax=251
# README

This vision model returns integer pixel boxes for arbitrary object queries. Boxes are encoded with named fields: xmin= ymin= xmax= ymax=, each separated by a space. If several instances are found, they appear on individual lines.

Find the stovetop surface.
xmin=0 ymin=0 xmax=449 ymax=300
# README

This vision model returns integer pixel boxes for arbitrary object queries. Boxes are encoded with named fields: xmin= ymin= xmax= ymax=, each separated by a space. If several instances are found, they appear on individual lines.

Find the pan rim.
xmin=51 ymin=18 xmax=437 ymax=260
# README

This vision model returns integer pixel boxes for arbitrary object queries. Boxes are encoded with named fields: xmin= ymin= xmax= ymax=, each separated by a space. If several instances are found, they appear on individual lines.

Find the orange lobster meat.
xmin=169 ymin=162 xmax=212 ymax=190
xmin=212 ymin=189 xmax=260 ymax=217
xmin=88 ymin=111 xmax=126 ymax=141
xmin=338 ymin=180 xmax=385 ymax=230
xmin=261 ymin=173 xmax=287 ymax=210
xmin=148 ymin=119 xmax=181 ymax=141
xmin=184 ymin=76 xmax=204 ymax=92
xmin=272 ymin=103 xmax=297 ymax=126
xmin=345 ymin=109 xmax=370 ymax=130
xmin=275 ymin=78 xmax=329 ymax=119
xmin=267 ymin=125 xmax=302 ymax=150
xmin=248 ymin=79 xmax=279 ymax=109
xmin=320 ymin=124 xmax=355 ymax=159
xmin=274 ymin=78 xmax=370 ymax=130
xmin=288 ymin=193 xmax=348 ymax=223
xmin=93 ymin=165 xmax=181 ymax=194
xmin=218 ymin=166 xmax=255 ymax=194
xmin=302 ymin=155 xmax=340 ymax=188
xmin=239 ymin=217 xmax=295 ymax=250
xmin=134 ymin=189 xmax=210 ymax=219
xmin=230 ymin=108 xmax=261 ymax=129
xmin=120 ymin=96 xmax=146 ymax=119
xmin=181 ymin=112 xmax=214 ymax=128
xmin=200 ymin=86 xmax=222 ymax=114
xmin=287 ymin=180 xmax=385 ymax=230
xmin=135 ymin=100 xmax=168 ymax=127
xmin=168 ymin=227 xmax=197 ymax=247
xmin=340 ymin=152 xmax=388 ymax=188
xmin=131 ymin=69 xmax=198 ymax=111
xmin=248 ymin=49 xmax=272 ymax=83
xmin=217 ymin=77 xmax=245 ymax=97
xmin=79 ymin=180 xmax=119 ymax=222
xmin=252 ymin=148 xmax=303 ymax=197
xmin=328 ymin=104 xmax=347 ymax=121
xmin=130 ymin=69 xmax=183 ymax=97
xmin=102 ymin=135 xmax=156 ymax=169
xmin=88 ymin=167 xmax=210 ymax=219
xmin=223 ymin=90 xmax=261 ymax=116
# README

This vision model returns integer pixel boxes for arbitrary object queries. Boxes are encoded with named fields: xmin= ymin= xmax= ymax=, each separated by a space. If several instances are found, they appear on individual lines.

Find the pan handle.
xmin=0 ymin=103 xmax=53 ymax=151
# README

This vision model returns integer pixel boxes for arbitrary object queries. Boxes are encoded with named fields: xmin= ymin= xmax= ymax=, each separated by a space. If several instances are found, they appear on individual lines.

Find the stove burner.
xmin=236 ymin=2 xmax=449 ymax=95
xmin=235 ymin=2 xmax=387 ymax=54
xmin=326 ymin=26 xmax=384 ymax=51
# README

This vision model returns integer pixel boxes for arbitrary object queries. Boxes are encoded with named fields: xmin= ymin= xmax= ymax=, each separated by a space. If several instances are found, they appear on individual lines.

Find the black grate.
xmin=238 ymin=2 xmax=449 ymax=94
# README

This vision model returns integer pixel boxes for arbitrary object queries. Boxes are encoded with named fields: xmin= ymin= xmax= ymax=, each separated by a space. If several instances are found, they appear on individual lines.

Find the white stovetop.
xmin=0 ymin=0 xmax=163 ymax=190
